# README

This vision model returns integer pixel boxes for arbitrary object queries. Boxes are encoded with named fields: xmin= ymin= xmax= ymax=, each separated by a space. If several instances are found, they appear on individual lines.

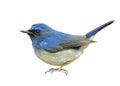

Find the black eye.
xmin=35 ymin=30 xmax=40 ymax=34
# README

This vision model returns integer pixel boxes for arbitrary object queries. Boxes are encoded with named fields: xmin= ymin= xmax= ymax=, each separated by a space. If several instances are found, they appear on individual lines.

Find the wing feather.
xmin=46 ymin=35 xmax=89 ymax=53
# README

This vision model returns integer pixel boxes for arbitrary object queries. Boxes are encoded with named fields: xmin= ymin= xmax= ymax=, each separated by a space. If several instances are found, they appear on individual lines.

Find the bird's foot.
xmin=45 ymin=68 xmax=68 ymax=75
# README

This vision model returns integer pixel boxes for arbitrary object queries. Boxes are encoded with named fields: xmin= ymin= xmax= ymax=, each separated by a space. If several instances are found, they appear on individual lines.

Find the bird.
xmin=21 ymin=20 xmax=114 ymax=75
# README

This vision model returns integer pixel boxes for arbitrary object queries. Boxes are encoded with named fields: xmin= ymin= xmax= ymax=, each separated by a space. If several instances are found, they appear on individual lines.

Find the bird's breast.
xmin=34 ymin=48 xmax=83 ymax=66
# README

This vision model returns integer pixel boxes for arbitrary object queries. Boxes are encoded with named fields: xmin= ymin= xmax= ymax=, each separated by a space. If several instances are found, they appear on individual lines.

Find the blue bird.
xmin=21 ymin=20 xmax=114 ymax=75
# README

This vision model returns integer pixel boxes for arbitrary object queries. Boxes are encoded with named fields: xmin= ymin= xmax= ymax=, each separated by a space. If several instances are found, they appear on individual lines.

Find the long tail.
xmin=85 ymin=20 xmax=114 ymax=38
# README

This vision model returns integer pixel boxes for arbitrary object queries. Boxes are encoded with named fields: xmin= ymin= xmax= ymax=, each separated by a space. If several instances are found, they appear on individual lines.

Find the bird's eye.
xmin=35 ymin=30 xmax=40 ymax=34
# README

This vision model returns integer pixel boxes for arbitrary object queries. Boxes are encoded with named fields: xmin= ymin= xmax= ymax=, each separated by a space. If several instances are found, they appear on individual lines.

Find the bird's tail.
xmin=85 ymin=20 xmax=114 ymax=38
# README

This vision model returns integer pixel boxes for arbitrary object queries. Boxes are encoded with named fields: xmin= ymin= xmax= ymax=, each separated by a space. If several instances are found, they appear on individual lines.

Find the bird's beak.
xmin=20 ymin=30 xmax=33 ymax=34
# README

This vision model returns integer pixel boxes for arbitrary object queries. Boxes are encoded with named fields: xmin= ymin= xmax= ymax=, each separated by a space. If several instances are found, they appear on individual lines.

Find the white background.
xmin=0 ymin=0 xmax=120 ymax=86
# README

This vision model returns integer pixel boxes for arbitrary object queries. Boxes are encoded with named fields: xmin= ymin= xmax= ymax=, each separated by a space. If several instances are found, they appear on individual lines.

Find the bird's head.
xmin=20 ymin=23 xmax=53 ymax=41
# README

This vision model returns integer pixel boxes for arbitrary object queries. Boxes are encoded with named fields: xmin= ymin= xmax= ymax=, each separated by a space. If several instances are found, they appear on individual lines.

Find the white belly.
xmin=34 ymin=48 xmax=83 ymax=66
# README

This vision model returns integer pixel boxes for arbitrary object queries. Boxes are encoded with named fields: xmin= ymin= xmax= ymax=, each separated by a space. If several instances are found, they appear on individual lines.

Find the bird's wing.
xmin=41 ymin=35 xmax=92 ymax=53
xmin=59 ymin=35 xmax=93 ymax=48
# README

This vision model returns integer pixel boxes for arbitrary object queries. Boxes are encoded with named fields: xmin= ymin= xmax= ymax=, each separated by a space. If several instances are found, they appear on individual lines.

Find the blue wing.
xmin=39 ymin=31 xmax=88 ymax=53
xmin=40 ymin=31 xmax=69 ymax=52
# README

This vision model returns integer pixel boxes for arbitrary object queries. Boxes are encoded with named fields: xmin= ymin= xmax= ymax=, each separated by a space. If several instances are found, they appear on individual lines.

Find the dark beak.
xmin=20 ymin=30 xmax=33 ymax=34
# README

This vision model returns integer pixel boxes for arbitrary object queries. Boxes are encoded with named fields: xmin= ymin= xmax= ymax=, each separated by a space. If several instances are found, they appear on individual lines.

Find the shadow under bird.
xmin=21 ymin=20 xmax=114 ymax=75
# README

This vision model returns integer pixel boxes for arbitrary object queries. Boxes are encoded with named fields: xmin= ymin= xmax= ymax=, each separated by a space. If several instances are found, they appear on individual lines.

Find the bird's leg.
xmin=58 ymin=66 xmax=68 ymax=75
xmin=45 ymin=66 xmax=68 ymax=75
xmin=45 ymin=68 xmax=59 ymax=74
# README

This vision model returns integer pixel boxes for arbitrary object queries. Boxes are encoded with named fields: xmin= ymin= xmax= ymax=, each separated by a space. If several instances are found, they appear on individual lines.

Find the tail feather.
xmin=86 ymin=20 xmax=114 ymax=38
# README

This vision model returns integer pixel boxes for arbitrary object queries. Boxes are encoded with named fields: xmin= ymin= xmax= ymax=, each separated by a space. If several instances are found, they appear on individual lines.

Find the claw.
xmin=59 ymin=69 xmax=68 ymax=75
xmin=45 ymin=68 xmax=68 ymax=75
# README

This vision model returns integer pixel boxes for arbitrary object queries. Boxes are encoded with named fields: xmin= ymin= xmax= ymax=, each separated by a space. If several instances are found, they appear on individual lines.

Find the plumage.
xmin=86 ymin=20 xmax=114 ymax=38
xmin=21 ymin=20 xmax=114 ymax=75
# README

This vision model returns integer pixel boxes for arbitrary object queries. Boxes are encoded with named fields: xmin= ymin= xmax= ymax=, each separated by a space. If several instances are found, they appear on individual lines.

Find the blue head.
xmin=30 ymin=23 xmax=53 ymax=31
xmin=21 ymin=23 xmax=53 ymax=42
